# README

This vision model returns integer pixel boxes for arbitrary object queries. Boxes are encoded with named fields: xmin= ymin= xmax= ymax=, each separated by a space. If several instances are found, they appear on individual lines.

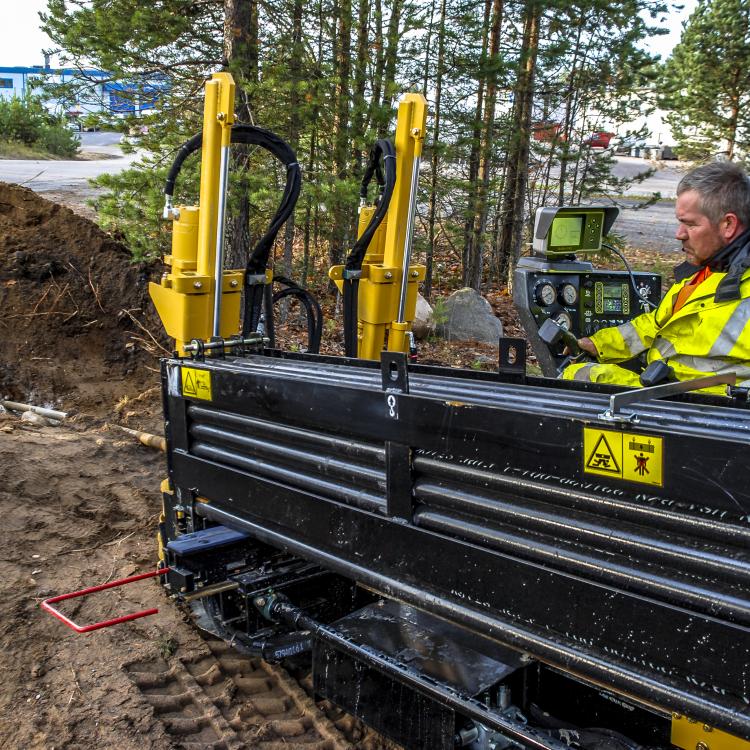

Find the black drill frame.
xmin=160 ymin=351 xmax=750 ymax=739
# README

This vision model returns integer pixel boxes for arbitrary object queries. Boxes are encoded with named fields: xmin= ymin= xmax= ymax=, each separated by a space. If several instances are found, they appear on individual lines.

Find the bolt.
xmin=230 ymin=279 xmax=238 ymax=287
xmin=217 ymin=112 xmax=226 ymax=121
xmin=702 ymin=725 xmax=713 ymax=732
xmin=411 ymin=127 xmax=421 ymax=137
xmin=696 ymin=742 xmax=710 ymax=750
xmin=385 ymin=272 xmax=393 ymax=279
xmin=256 ymin=597 xmax=266 ymax=607
xmin=193 ymin=281 xmax=202 ymax=289
xmin=411 ymin=270 xmax=419 ymax=277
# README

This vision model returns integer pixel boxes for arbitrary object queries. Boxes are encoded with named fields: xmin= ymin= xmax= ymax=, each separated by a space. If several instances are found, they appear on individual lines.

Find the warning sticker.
xmin=181 ymin=367 xmax=212 ymax=401
xmin=583 ymin=427 xmax=663 ymax=487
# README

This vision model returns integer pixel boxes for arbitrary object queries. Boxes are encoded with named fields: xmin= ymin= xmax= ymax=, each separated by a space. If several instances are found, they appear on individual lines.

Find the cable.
xmin=601 ymin=241 xmax=657 ymax=310
xmin=342 ymin=139 xmax=396 ymax=356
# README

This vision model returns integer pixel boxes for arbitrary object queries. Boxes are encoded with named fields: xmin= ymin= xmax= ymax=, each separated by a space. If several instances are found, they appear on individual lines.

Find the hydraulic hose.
xmin=272 ymin=274 xmax=323 ymax=354
xmin=342 ymin=139 xmax=396 ymax=357
xmin=162 ymin=124 xmax=302 ymax=342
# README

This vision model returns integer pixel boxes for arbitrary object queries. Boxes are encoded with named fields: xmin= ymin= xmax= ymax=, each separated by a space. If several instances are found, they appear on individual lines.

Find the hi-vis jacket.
xmin=562 ymin=267 xmax=750 ymax=394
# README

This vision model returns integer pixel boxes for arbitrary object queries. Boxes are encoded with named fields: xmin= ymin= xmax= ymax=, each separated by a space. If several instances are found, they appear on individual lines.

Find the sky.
xmin=2 ymin=0 xmax=698 ymax=69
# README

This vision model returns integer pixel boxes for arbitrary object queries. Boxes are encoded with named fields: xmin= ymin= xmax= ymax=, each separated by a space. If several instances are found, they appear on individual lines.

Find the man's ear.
xmin=722 ymin=212 xmax=742 ymax=241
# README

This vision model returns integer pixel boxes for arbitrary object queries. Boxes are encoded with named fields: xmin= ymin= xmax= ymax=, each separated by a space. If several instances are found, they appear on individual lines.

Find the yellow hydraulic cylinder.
xmin=149 ymin=73 xmax=243 ymax=354
xmin=330 ymin=93 xmax=427 ymax=360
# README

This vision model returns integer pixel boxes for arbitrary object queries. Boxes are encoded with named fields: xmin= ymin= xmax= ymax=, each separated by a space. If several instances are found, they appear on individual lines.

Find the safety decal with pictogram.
xmin=181 ymin=367 xmax=212 ymax=401
xmin=583 ymin=427 xmax=663 ymax=486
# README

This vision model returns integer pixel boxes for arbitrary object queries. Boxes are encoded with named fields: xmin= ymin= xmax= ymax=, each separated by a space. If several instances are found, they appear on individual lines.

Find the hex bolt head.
xmin=696 ymin=742 xmax=710 ymax=750
xmin=193 ymin=281 xmax=202 ymax=289
xmin=411 ymin=270 xmax=419 ymax=277
xmin=230 ymin=279 xmax=238 ymax=287
xmin=385 ymin=272 xmax=393 ymax=279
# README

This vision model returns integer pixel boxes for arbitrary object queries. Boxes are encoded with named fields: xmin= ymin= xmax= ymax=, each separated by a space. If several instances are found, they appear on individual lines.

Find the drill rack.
xmin=159 ymin=349 xmax=750 ymax=739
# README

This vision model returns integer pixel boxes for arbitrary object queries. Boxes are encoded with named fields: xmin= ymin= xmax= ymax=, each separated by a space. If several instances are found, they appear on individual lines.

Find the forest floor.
xmin=0 ymin=181 xmax=681 ymax=749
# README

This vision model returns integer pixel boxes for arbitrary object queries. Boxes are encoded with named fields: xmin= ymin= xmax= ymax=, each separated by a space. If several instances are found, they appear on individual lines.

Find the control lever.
xmin=538 ymin=319 xmax=590 ymax=375
xmin=639 ymin=360 xmax=675 ymax=387
xmin=538 ymin=318 xmax=580 ymax=355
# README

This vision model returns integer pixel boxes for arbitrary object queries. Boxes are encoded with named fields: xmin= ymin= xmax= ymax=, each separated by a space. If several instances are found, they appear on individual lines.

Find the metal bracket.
xmin=600 ymin=372 xmax=738 ymax=423
xmin=381 ymin=351 xmax=409 ymax=394
xmin=498 ymin=337 xmax=526 ymax=374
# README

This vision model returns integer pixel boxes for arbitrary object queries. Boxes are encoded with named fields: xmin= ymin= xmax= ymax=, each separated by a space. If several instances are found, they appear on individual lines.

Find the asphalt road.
xmin=0 ymin=143 xmax=681 ymax=252
xmin=0 ymin=131 xmax=138 ymax=192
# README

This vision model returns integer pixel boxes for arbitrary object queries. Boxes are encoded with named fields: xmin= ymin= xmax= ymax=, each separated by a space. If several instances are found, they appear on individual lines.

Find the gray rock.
xmin=411 ymin=293 xmax=435 ymax=340
xmin=436 ymin=287 xmax=503 ymax=345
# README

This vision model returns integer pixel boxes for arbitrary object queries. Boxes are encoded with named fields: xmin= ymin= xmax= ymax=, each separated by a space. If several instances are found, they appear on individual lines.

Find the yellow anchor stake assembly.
xmin=330 ymin=93 xmax=427 ymax=359
xmin=149 ymin=72 xmax=243 ymax=354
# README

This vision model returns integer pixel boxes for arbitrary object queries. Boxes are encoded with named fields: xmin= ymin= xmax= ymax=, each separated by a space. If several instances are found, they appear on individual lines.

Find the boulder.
xmin=436 ymin=287 xmax=503 ymax=345
xmin=411 ymin=293 xmax=435 ymax=340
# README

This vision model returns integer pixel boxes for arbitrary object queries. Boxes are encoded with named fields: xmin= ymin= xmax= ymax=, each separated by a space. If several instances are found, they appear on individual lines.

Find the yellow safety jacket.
xmin=562 ymin=267 xmax=750 ymax=394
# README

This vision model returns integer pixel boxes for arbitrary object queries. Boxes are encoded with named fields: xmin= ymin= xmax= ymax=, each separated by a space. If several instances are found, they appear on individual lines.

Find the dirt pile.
xmin=0 ymin=182 xmax=165 ymax=413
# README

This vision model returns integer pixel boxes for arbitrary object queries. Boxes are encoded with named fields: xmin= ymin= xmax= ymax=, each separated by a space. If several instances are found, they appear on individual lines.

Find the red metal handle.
xmin=40 ymin=568 xmax=170 ymax=633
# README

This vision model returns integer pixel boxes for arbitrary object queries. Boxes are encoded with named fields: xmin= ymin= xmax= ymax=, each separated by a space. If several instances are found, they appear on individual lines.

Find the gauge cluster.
xmin=528 ymin=271 xmax=660 ymax=340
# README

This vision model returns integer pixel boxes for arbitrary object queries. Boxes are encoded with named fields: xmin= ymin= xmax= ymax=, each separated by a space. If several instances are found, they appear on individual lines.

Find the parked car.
xmin=582 ymin=131 xmax=615 ymax=149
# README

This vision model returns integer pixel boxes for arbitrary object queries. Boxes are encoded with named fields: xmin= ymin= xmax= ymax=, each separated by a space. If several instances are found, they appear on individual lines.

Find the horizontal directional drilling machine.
xmin=146 ymin=73 xmax=750 ymax=750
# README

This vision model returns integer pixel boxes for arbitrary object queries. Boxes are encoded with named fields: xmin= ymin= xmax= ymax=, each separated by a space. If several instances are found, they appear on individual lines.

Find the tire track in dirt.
xmin=125 ymin=638 xmax=353 ymax=749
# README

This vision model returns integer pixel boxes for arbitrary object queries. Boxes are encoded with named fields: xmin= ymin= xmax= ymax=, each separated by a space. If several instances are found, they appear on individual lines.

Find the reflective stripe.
xmin=653 ymin=336 xmax=676 ymax=359
xmin=708 ymin=298 xmax=750 ymax=357
xmin=573 ymin=363 xmax=598 ymax=382
xmin=618 ymin=321 xmax=643 ymax=355
xmin=674 ymin=355 xmax=750 ymax=379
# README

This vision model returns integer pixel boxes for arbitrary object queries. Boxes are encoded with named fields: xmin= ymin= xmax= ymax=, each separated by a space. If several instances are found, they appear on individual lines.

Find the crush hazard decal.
xmin=583 ymin=427 xmax=663 ymax=487
xmin=181 ymin=367 xmax=212 ymax=401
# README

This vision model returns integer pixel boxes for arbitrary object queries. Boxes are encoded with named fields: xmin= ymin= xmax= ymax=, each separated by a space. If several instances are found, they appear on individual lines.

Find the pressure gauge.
xmin=535 ymin=282 xmax=556 ymax=307
xmin=554 ymin=311 xmax=573 ymax=330
xmin=561 ymin=283 xmax=578 ymax=306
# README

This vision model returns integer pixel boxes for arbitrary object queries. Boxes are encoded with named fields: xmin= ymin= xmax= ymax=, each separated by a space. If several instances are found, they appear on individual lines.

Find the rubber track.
xmin=124 ymin=638 xmax=353 ymax=749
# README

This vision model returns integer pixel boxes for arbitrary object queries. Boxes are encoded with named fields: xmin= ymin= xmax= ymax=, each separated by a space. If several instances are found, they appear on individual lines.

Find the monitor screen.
xmin=549 ymin=216 xmax=583 ymax=248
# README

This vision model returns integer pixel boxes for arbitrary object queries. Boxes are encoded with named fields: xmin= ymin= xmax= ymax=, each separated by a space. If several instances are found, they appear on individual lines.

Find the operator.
xmin=562 ymin=162 xmax=750 ymax=393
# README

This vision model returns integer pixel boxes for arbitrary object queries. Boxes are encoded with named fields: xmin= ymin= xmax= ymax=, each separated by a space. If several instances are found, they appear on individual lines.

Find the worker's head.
xmin=675 ymin=162 xmax=750 ymax=265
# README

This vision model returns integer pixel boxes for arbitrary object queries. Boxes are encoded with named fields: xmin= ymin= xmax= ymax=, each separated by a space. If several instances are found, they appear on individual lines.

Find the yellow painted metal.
xmin=329 ymin=93 xmax=427 ymax=359
xmin=671 ymin=714 xmax=750 ymax=750
xmin=196 ymin=72 xmax=235 ymax=280
xmin=149 ymin=72 xmax=243 ymax=354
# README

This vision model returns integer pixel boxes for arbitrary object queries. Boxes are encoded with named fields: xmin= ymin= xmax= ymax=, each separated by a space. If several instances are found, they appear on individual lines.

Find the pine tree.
xmin=660 ymin=0 xmax=750 ymax=160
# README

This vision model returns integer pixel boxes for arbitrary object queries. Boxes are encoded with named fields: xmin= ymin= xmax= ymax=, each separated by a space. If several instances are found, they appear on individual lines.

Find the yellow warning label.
xmin=583 ymin=427 xmax=663 ymax=487
xmin=181 ymin=367 xmax=212 ymax=401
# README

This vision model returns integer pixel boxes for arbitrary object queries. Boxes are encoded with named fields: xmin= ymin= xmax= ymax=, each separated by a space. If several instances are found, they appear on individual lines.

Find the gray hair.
xmin=677 ymin=162 xmax=750 ymax=227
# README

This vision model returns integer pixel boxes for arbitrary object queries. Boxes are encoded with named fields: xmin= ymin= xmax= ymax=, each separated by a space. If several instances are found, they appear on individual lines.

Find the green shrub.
xmin=0 ymin=94 xmax=79 ymax=157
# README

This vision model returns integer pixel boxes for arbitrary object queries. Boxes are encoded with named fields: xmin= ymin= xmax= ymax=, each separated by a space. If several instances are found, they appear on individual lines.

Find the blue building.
xmin=0 ymin=65 xmax=158 ymax=119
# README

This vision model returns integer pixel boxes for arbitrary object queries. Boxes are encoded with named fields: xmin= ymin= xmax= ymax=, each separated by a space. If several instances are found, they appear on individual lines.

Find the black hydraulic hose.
xmin=232 ymin=629 xmax=312 ymax=663
xmin=272 ymin=284 xmax=323 ymax=354
xmin=345 ymin=139 xmax=396 ymax=273
xmin=342 ymin=139 xmax=396 ymax=357
xmin=162 ymin=125 xmax=302 ymax=342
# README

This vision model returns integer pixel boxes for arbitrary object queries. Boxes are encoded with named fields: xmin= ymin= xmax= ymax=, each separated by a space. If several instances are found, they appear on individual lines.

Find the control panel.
xmin=513 ymin=257 xmax=661 ymax=377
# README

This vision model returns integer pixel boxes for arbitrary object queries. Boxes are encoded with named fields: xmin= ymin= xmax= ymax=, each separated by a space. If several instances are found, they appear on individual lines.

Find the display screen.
xmin=549 ymin=216 xmax=583 ymax=247
xmin=603 ymin=283 xmax=623 ymax=298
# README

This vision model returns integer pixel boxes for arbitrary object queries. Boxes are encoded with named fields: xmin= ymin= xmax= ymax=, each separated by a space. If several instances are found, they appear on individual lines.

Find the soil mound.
xmin=0 ymin=182 xmax=164 ymax=412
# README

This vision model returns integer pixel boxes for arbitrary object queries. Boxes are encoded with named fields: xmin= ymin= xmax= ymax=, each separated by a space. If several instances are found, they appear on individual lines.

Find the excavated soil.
xmin=0 ymin=182 xmax=398 ymax=750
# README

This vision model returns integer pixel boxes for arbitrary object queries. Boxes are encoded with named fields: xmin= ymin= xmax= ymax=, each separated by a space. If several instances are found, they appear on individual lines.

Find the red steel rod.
xmin=40 ymin=568 xmax=170 ymax=633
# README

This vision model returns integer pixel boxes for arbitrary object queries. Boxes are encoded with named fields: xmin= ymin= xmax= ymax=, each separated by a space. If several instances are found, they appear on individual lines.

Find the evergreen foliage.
xmin=659 ymin=0 xmax=750 ymax=162
xmin=41 ymin=0 xmax=666 ymax=285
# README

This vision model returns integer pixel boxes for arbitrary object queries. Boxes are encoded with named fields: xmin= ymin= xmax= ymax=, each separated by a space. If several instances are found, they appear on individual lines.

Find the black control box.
xmin=513 ymin=257 xmax=661 ymax=377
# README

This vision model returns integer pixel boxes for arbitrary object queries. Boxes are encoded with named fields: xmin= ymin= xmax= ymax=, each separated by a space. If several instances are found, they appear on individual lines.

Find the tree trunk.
xmin=467 ymin=0 xmax=504 ymax=291
xmin=496 ymin=0 xmax=540 ymax=282
xmin=223 ymin=0 xmax=259 ymax=271
xmin=425 ymin=0 xmax=447 ymax=300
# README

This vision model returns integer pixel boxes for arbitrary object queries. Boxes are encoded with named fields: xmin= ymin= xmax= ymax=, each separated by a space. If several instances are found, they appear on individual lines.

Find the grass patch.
xmin=0 ymin=139 xmax=64 ymax=160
